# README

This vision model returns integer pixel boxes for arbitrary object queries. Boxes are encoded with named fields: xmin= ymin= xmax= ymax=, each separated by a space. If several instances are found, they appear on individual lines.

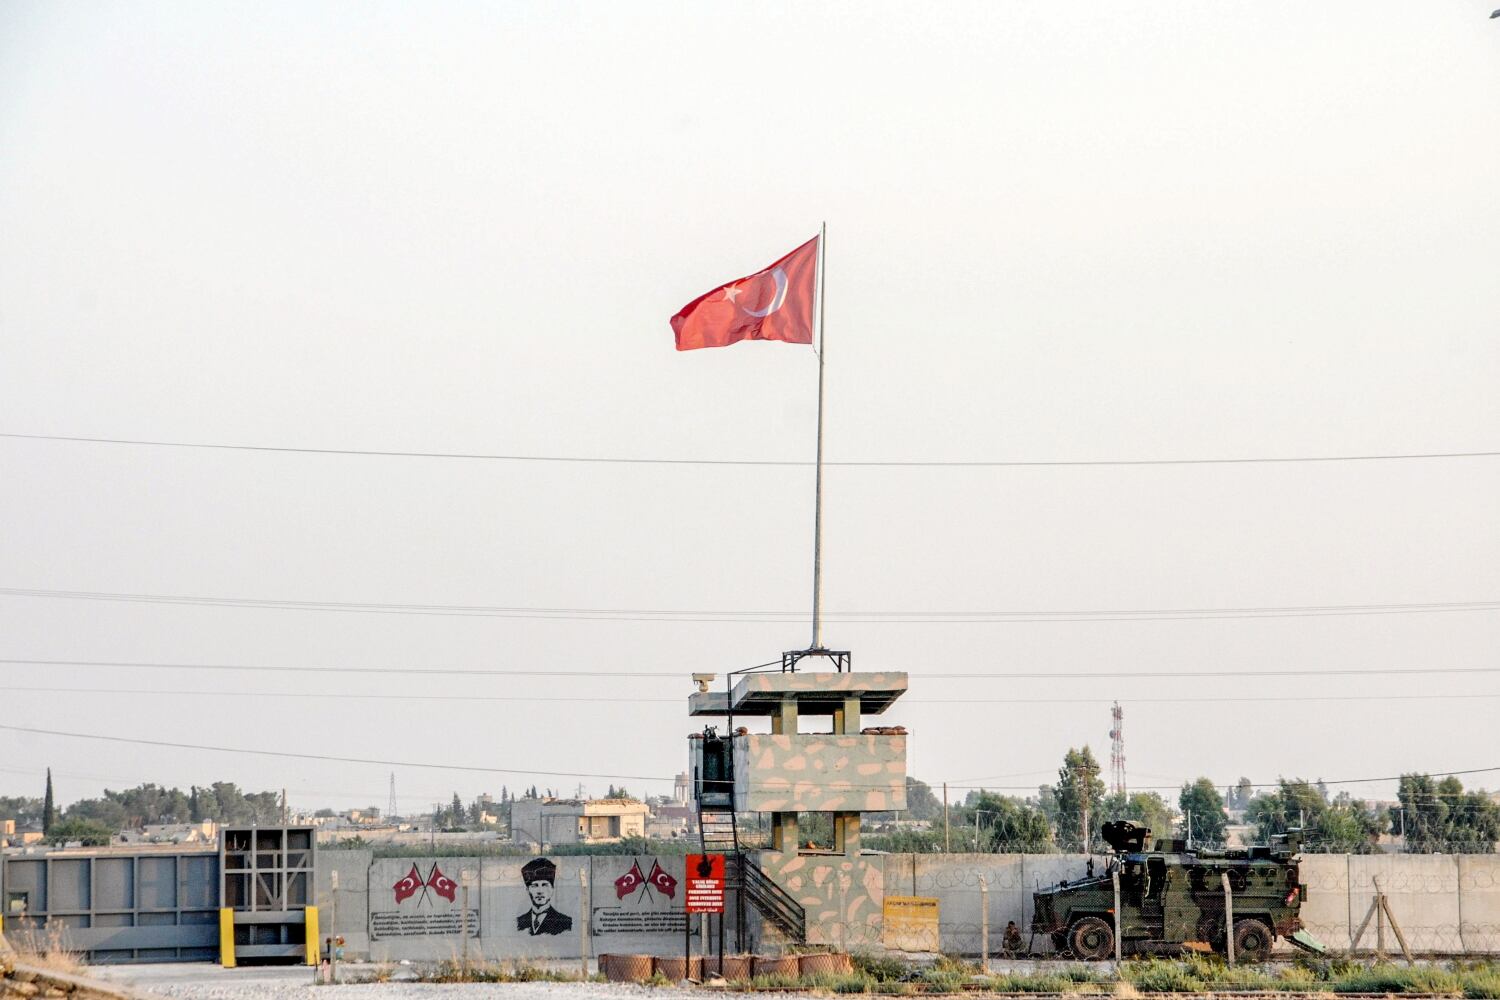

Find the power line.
xmin=0 ymin=686 xmax=680 ymax=704
xmin=3 ymin=587 xmax=1497 ymax=623
xmin=0 ymin=658 xmax=681 ymax=678
xmin=5 ymin=431 xmax=1498 ymax=467
xmin=3 ymin=685 xmax=1498 ymax=707
xmin=5 ymin=656 xmax=1499 ymax=681
xmin=0 ymin=724 xmax=673 ymax=784
xmin=2 ymin=722 xmax=1495 ymax=796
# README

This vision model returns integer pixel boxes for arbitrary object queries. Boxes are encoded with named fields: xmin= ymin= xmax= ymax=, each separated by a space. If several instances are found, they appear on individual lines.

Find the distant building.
xmin=648 ymin=801 xmax=696 ymax=839
xmin=510 ymin=798 xmax=649 ymax=849
xmin=0 ymin=819 xmax=45 ymax=849
xmin=122 ymin=821 xmax=218 ymax=844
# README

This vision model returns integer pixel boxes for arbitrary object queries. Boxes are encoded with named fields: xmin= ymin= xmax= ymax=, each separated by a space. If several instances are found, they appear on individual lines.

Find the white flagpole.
xmin=810 ymin=221 xmax=828 ymax=651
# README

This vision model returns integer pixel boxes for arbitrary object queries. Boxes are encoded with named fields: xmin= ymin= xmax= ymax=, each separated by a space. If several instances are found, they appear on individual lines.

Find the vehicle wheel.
xmin=1068 ymin=916 xmax=1115 ymax=961
xmin=1233 ymin=918 xmax=1273 ymax=962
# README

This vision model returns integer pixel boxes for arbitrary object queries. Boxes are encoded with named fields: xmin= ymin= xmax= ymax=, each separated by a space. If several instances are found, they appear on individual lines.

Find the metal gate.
xmin=1 ymin=848 xmax=220 ymax=963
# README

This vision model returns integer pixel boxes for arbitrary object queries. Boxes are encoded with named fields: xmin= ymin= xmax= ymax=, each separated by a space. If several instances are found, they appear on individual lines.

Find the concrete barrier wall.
xmin=321 ymin=853 xmax=701 ymax=963
xmin=895 ymin=852 xmax=1500 ymax=957
xmin=308 ymin=850 xmax=1500 ymax=962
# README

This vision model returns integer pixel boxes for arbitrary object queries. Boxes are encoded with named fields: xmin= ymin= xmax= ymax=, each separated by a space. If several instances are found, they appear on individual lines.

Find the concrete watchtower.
xmin=689 ymin=657 xmax=908 ymax=946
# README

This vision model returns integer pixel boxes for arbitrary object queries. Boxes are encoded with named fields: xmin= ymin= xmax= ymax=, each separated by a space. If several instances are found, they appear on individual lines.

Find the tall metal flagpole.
xmin=810 ymin=221 xmax=828 ymax=651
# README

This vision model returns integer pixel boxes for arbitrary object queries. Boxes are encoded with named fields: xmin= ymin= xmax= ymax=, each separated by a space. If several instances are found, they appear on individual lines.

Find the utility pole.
xmin=281 ymin=789 xmax=288 ymax=825
xmin=1081 ymin=796 xmax=1090 ymax=855
xmin=943 ymin=783 xmax=950 ymax=852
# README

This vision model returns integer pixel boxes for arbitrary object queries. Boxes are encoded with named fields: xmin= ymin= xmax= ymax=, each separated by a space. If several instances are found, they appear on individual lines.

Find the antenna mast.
xmin=1109 ymin=702 xmax=1126 ymax=796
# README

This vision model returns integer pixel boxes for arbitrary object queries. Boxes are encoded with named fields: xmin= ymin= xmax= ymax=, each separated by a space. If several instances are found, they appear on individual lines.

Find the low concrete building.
xmin=509 ymin=797 xmax=648 ymax=848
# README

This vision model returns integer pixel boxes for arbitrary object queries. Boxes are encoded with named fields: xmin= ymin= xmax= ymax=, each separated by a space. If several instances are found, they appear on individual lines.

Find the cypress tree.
xmin=43 ymin=767 xmax=56 ymax=832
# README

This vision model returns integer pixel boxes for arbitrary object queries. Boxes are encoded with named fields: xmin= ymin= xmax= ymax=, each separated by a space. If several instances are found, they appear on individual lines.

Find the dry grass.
xmin=9 ymin=924 xmax=84 ymax=977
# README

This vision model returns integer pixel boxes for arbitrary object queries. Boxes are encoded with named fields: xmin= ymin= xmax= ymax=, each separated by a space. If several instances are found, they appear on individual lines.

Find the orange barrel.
xmin=752 ymin=954 xmax=801 ymax=979
xmin=654 ymin=956 xmax=686 ymax=980
xmin=717 ymin=955 xmax=754 ymax=981
xmin=604 ymin=954 xmax=654 ymax=982
xmin=798 ymin=952 xmax=853 ymax=977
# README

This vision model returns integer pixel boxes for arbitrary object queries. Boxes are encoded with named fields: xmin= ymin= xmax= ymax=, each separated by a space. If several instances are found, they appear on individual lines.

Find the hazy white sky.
xmin=2 ymin=1 xmax=1498 ymax=816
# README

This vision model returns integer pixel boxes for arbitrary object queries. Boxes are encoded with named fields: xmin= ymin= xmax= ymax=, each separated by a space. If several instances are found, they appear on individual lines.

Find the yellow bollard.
xmin=219 ymin=908 xmax=236 ymax=968
xmin=305 ymin=906 xmax=321 ymax=966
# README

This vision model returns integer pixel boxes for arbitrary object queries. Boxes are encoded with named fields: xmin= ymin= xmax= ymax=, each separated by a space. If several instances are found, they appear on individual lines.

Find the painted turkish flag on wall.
xmin=670 ymin=236 xmax=818 ymax=351
xmin=426 ymin=863 xmax=458 ymax=902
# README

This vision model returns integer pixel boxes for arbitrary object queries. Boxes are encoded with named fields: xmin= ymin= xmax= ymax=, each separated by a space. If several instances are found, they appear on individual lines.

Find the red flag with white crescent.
xmin=615 ymin=860 xmax=646 ymax=899
xmin=393 ymin=863 xmax=423 ymax=903
xmin=670 ymin=237 xmax=819 ymax=351
xmin=427 ymin=863 xmax=458 ymax=903
xmin=647 ymin=859 xmax=677 ymax=899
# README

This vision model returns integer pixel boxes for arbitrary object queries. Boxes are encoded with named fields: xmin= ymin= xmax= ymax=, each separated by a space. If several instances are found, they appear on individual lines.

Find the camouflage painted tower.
xmin=689 ymin=655 xmax=908 ymax=948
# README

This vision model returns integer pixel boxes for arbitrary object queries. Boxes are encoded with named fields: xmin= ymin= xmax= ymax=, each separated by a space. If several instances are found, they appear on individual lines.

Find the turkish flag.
xmin=615 ymin=860 xmax=646 ymax=899
xmin=646 ymin=860 xmax=677 ymax=899
xmin=393 ymin=864 xmax=423 ymax=904
xmin=426 ymin=863 xmax=458 ymax=903
xmin=671 ymin=236 xmax=819 ymax=351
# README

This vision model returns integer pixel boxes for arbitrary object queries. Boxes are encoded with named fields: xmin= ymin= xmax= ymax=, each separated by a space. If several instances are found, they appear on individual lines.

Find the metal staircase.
xmin=696 ymin=725 xmax=806 ymax=945
xmin=729 ymin=853 xmax=806 ymax=943
xmin=699 ymin=808 xmax=739 ymax=855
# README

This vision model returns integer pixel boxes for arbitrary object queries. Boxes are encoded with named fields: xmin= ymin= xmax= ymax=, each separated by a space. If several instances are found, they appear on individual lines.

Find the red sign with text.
xmin=684 ymin=853 xmax=725 ymax=914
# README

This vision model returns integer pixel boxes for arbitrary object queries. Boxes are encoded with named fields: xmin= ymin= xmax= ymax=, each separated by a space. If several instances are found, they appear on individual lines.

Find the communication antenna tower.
xmin=387 ymin=772 xmax=398 ymax=819
xmin=1109 ymin=702 xmax=1126 ymax=795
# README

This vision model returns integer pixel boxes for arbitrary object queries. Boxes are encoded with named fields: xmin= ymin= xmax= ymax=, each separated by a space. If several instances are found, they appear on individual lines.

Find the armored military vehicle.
xmin=1031 ymin=821 xmax=1321 ymax=961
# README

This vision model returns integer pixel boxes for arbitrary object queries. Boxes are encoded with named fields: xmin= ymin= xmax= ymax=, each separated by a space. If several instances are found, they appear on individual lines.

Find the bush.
xmin=1331 ymin=964 xmax=1462 ymax=995
xmin=991 ymin=973 xmax=1079 ymax=993
xmin=1058 ymin=965 xmax=1104 ymax=983
xmin=917 ymin=968 xmax=968 ymax=993
xmin=1271 ymin=964 xmax=1320 ymax=991
xmin=811 ymin=973 xmax=874 ymax=994
xmin=851 ymin=952 xmax=911 ymax=983
xmin=1122 ymin=959 xmax=1205 ymax=993
xmin=1463 ymin=971 xmax=1500 ymax=999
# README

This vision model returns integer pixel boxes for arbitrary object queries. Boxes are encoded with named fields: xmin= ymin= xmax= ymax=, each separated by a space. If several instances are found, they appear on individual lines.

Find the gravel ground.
xmin=88 ymin=966 xmax=727 ymax=1000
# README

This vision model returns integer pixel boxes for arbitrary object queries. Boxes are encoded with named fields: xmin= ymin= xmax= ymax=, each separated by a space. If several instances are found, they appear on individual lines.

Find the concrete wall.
xmin=733 ymin=735 xmax=907 ymax=813
xmin=870 ymin=853 xmax=1500 ymax=957
xmin=338 ymin=853 xmax=699 ymax=963
xmin=21 ymin=847 xmax=1499 ymax=963
xmin=308 ymin=850 xmax=1500 ymax=962
xmin=731 ymin=852 xmax=1500 ymax=958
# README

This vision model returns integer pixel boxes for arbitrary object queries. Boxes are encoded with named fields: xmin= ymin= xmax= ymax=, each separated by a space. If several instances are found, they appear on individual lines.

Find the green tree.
xmin=1246 ymin=779 xmax=1327 ymax=844
xmin=903 ymin=778 xmax=941 ymax=822
xmin=1050 ymin=747 xmax=1106 ymax=852
xmin=64 ymin=795 xmax=128 ymax=830
xmin=0 ymin=795 xmax=44 ymax=828
xmin=1231 ymin=777 xmax=1254 ymax=812
xmin=864 ymin=828 xmax=947 ymax=853
xmin=1394 ymin=774 xmax=1500 ymax=853
xmin=1100 ymin=790 xmax=1175 ymax=843
xmin=1313 ymin=794 xmax=1381 ymax=853
xmin=1179 ymin=778 xmax=1227 ymax=847
xmin=46 ymin=818 xmax=114 ymax=846
xmin=966 ymin=791 xmax=1054 ymax=853
xmin=43 ymin=768 xmax=55 ymax=833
